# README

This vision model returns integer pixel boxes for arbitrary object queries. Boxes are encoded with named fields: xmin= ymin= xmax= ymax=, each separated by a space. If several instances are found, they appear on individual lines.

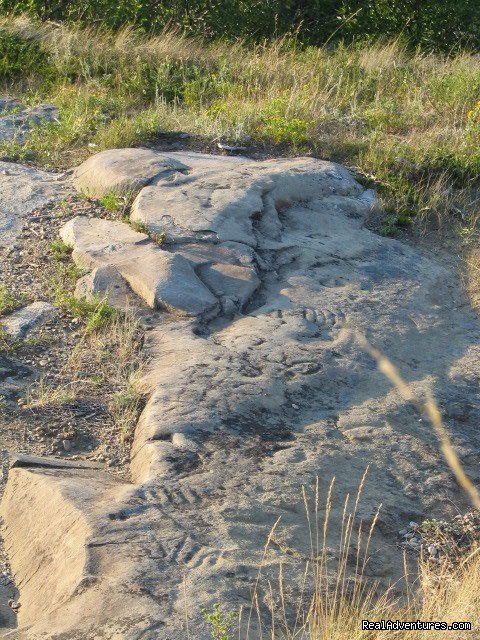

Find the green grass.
xmin=84 ymin=298 xmax=118 ymax=332
xmin=49 ymin=263 xmax=118 ymax=332
xmin=2 ymin=17 xmax=480 ymax=234
xmin=109 ymin=376 xmax=145 ymax=443
xmin=55 ymin=289 xmax=118 ymax=332
xmin=0 ymin=285 xmax=20 ymax=316
xmin=99 ymin=191 xmax=124 ymax=212
xmin=129 ymin=220 xmax=166 ymax=244
xmin=48 ymin=238 xmax=71 ymax=260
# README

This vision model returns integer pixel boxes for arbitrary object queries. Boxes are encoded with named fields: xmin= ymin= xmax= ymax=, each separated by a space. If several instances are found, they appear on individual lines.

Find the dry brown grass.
xmin=239 ymin=476 xmax=479 ymax=640
xmin=227 ymin=340 xmax=480 ymax=639
xmin=26 ymin=311 xmax=146 ymax=443
xmin=465 ymin=229 xmax=480 ymax=310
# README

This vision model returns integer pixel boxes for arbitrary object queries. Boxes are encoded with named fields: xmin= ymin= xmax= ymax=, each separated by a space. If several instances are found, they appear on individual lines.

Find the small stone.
xmin=0 ymin=301 xmax=57 ymax=340
xmin=62 ymin=439 xmax=72 ymax=452
xmin=217 ymin=142 xmax=247 ymax=152
xmin=75 ymin=265 xmax=138 ymax=312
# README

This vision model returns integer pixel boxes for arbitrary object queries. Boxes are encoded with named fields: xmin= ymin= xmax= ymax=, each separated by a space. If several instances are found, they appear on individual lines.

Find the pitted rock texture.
xmin=0 ymin=162 xmax=66 ymax=247
xmin=2 ymin=150 xmax=480 ymax=639
xmin=129 ymin=155 xmax=372 ymax=246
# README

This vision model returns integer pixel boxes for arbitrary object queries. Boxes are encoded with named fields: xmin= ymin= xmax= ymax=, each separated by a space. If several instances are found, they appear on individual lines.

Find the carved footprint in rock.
xmin=302 ymin=307 xmax=346 ymax=331
xmin=318 ymin=276 xmax=348 ymax=288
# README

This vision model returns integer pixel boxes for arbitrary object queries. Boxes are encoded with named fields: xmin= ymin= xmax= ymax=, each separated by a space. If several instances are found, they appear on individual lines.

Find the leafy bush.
xmin=2 ymin=0 xmax=480 ymax=51
xmin=201 ymin=604 xmax=236 ymax=640
xmin=341 ymin=0 xmax=480 ymax=52
xmin=261 ymin=115 xmax=311 ymax=146
xmin=0 ymin=30 xmax=51 ymax=79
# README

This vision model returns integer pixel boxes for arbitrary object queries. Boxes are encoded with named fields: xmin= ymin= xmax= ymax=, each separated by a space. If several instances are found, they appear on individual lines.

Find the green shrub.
xmin=2 ymin=0 xmax=480 ymax=52
xmin=0 ymin=30 xmax=52 ymax=79
xmin=261 ymin=115 xmax=311 ymax=146
xmin=201 ymin=604 xmax=236 ymax=640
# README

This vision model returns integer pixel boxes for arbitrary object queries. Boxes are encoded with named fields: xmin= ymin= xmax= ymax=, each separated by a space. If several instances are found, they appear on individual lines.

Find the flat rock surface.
xmin=0 ymin=162 xmax=66 ymax=246
xmin=130 ymin=156 xmax=364 ymax=246
xmin=0 ymin=302 xmax=56 ymax=340
xmin=1 ymin=150 xmax=480 ymax=639
xmin=0 ymin=103 xmax=58 ymax=143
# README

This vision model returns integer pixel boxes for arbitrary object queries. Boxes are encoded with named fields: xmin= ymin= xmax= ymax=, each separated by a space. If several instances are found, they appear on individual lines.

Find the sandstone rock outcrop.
xmin=60 ymin=216 xmax=220 ymax=315
xmin=0 ymin=103 xmax=58 ymax=143
xmin=0 ymin=162 xmax=65 ymax=247
xmin=2 ymin=149 xmax=480 ymax=639
xmin=0 ymin=302 xmax=56 ymax=340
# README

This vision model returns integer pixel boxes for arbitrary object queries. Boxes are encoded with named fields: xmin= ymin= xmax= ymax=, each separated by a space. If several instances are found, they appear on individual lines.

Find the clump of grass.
xmin=0 ymin=327 xmax=10 ymax=350
xmin=99 ymin=191 xmax=124 ymax=212
xmin=72 ymin=311 xmax=146 ymax=441
xmin=129 ymin=220 xmax=149 ymax=234
xmin=58 ymin=292 xmax=118 ymax=332
xmin=109 ymin=373 xmax=145 ymax=444
xmin=0 ymin=284 xmax=20 ymax=316
xmin=130 ymin=220 xmax=166 ymax=244
xmin=464 ymin=227 xmax=480 ymax=311
xmin=48 ymin=238 xmax=71 ymax=260
xmin=27 ymin=380 xmax=76 ymax=408
xmin=49 ymin=261 xmax=119 ymax=333
xmin=84 ymin=298 xmax=118 ymax=332
xmin=26 ymin=311 xmax=146 ymax=444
